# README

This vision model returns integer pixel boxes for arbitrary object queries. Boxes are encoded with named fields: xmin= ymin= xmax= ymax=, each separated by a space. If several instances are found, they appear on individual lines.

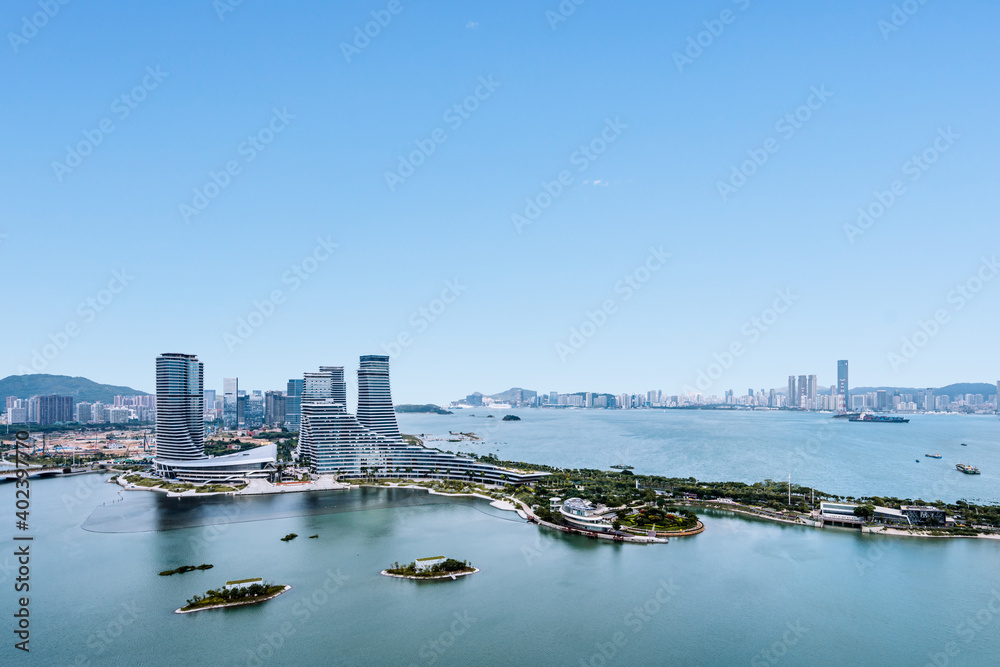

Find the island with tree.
xmin=175 ymin=578 xmax=289 ymax=613
xmin=382 ymin=557 xmax=478 ymax=580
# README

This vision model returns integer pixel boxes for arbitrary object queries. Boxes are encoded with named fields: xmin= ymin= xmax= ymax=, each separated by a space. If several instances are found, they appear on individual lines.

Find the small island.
xmin=159 ymin=564 xmax=213 ymax=576
xmin=382 ymin=557 xmax=478 ymax=580
xmin=175 ymin=578 xmax=289 ymax=614
xmin=280 ymin=533 xmax=298 ymax=542
xmin=395 ymin=404 xmax=454 ymax=415
xmin=502 ymin=414 xmax=520 ymax=421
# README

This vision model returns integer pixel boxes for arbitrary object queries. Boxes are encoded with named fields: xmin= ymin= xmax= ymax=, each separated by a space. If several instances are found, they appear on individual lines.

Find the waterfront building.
xmin=154 ymin=353 xmax=275 ymax=482
xmin=297 ymin=356 xmax=548 ymax=485
xmin=415 ymin=557 xmax=446 ymax=573
xmin=787 ymin=376 xmax=797 ymax=407
xmin=797 ymin=375 xmax=808 ymax=408
xmin=559 ymin=497 xmax=617 ymax=533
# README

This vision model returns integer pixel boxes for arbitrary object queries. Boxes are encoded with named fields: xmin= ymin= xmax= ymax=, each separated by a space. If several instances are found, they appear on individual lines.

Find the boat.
xmin=848 ymin=412 xmax=909 ymax=423
xmin=961 ymin=443 xmax=968 ymax=446
xmin=956 ymin=463 xmax=981 ymax=475
xmin=924 ymin=453 xmax=942 ymax=459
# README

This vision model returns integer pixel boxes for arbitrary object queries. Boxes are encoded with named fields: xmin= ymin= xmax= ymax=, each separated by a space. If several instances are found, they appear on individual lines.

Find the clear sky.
xmin=3 ymin=0 xmax=998 ymax=405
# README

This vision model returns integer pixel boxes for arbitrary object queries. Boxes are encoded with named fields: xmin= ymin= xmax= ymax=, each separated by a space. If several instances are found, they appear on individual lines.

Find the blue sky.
xmin=2 ymin=0 xmax=998 ymax=404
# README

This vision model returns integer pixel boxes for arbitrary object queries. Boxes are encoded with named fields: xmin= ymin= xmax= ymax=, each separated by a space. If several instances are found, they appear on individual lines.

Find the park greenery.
xmin=386 ymin=559 xmax=474 ymax=577
xmin=182 ymin=581 xmax=284 ymax=611
xmin=460 ymin=454 xmax=1000 ymax=530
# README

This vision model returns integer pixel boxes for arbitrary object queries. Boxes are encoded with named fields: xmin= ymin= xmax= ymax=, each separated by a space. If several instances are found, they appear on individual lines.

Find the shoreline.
xmin=174 ymin=585 xmax=290 ymax=614
xmin=693 ymin=500 xmax=1000 ymax=541
xmin=109 ymin=472 xmax=997 ymax=544
xmin=380 ymin=568 xmax=479 ymax=581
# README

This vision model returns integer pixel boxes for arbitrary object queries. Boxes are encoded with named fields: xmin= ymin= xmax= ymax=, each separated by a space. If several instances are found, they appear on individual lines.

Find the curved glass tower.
xmin=155 ymin=353 xmax=205 ymax=461
xmin=356 ymin=355 xmax=401 ymax=441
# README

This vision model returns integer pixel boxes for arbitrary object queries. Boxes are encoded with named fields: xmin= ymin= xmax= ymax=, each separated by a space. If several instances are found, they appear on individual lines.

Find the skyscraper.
xmin=285 ymin=378 xmax=304 ymax=429
xmin=798 ymin=375 xmax=808 ymax=408
xmin=788 ymin=376 xmax=797 ymax=407
xmin=223 ymin=377 xmax=238 ymax=429
xmin=154 ymin=353 xmax=205 ymax=461
xmin=807 ymin=375 xmax=818 ymax=403
xmin=297 ymin=355 xmax=547 ymax=485
xmin=836 ymin=360 xmax=849 ymax=411
xmin=265 ymin=390 xmax=286 ymax=426
xmin=356 ymin=355 xmax=401 ymax=441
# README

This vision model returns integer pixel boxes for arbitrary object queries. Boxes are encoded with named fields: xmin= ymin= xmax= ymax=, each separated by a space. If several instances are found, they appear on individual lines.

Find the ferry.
xmin=924 ymin=453 xmax=942 ymax=459
xmin=848 ymin=412 xmax=909 ymax=423
xmin=956 ymin=463 xmax=981 ymax=475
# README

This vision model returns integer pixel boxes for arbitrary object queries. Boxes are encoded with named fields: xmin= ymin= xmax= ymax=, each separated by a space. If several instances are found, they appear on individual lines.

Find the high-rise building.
xmin=356 ymin=355 xmax=401 ymax=441
xmin=37 ymin=395 xmax=74 ymax=425
xmin=223 ymin=377 xmax=238 ymax=429
xmin=298 ymin=356 xmax=547 ymax=484
xmin=318 ymin=366 xmax=348 ymax=408
xmin=797 ymin=375 xmax=808 ymax=408
xmin=203 ymin=389 xmax=216 ymax=413
xmin=75 ymin=402 xmax=92 ymax=423
xmin=155 ymin=354 xmax=276 ymax=481
xmin=788 ymin=376 xmax=797 ymax=407
xmin=154 ymin=353 xmax=205 ymax=462
xmin=807 ymin=375 xmax=818 ymax=404
xmin=836 ymin=360 xmax=848 ymax=411
xmin=285 ymin=379 xmax=304 ymax=429
xmin=876 ymin=389 xmax=888 ymax=411
xmin=265 ymin=390 xmax=286 ymax=426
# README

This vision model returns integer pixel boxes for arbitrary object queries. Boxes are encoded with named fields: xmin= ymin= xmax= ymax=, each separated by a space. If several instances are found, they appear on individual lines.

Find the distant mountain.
xmin=487 ymin=388 xmax=537 ymax=402
xmin=0 ymin=374 xmax=149 ymax=403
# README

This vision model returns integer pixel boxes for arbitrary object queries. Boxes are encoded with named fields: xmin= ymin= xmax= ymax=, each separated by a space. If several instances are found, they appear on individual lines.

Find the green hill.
xmin=394 ymin=404 xmax=453 ymax=415
xmin=0 ymin=374 xmax=149 ymax=403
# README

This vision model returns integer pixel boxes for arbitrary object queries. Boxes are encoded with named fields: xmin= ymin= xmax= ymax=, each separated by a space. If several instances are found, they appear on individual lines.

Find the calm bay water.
xmin=399 ymin=409 xmax=1000 ymax=504
xmin=2 ymin=411 xmax=1000 ymax=665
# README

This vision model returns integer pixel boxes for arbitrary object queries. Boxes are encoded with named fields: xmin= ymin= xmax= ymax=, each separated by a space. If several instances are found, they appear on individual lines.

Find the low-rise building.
xmin=901 ymin=506 xmax=946 ymax=526
xmin=560 ymin=497 xmax=617 ymax=533
xmin=415 ymin=557 xmax=446 ymax=573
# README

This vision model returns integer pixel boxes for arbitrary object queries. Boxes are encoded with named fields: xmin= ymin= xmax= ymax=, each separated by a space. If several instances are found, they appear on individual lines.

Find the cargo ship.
xmin=956 ymin=463 xmax=981 ymax=475
xmin=848 ymin=412 xmax=909 ymax=423
xmin=924 ymin=453 xmax=942 ymax=459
